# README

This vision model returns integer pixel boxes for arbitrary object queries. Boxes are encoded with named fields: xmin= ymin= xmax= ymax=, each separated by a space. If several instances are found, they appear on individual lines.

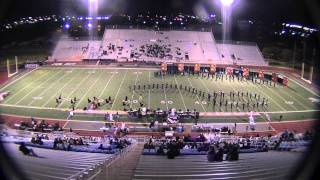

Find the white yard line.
xmin=0 ymin=68 xmax=38 ymax=91
xmin=15 ymin=70 xmax=61 ymax=105
xmin=130 ymin=72 xmax=139 ymax=108
xmin=186 ymin=77 xmax=206 ymax=112
xmin=28 ymin=70 xmax=69 ymax=106
xmin=3 ymin=70 xmax=50 ymax=103
xmin=245 ymin=80 xmax=286 ymax=111
xmin=1 ymin=103 xmax=318 ymax=114
xmin=42 ymin=70 xmax=82 ymax=107
xmin=75 ymin=71 xmax=104 ymax=109
xmin=41 ymin=66 xmax=159 ymax=71
xmin=161 ymin=73 xmax=169 ymax=111
xmin=277 ymin=87 xmax=311 ymax=110
xmin=288 ymin=77 xmax=320 ymax=97
xmin=57 ymin=73 xmax=92 ymax=108
xmin=111 ymin=70 xmax=128 ymax=110
xmin=98 ymin=73 xmax=115 ymax=98
xmin=174 ymin=75 xmax=187 ymax=111
xmin=222 ymin=77 xmax=242 ymax=112
xmin=263 ymin=84 xmax=298 ymax=111
xmin=148 ymin=71 xmax=151 ymax=109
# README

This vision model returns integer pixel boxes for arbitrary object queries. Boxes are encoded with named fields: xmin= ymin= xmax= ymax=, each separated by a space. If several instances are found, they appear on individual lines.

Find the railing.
xmin=215 ymin=40 xmax=258 ymax=46
xmin=67 ymin=142 xmax=137 ymax=180
xmin=104 ymin=24 xmax=213 ymax=32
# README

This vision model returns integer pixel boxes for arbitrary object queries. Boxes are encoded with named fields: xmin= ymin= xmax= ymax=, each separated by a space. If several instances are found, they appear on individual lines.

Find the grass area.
xmin=0 ymin=67 xmax=319 ymax=122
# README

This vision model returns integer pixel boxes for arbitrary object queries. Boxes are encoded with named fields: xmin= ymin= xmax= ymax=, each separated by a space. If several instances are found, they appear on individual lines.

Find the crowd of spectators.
xmin=17 ymin=118 xmax=62 ymax=132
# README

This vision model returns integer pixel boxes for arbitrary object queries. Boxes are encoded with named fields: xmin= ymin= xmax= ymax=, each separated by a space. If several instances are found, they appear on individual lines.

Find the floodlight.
xmin=220 ymin=0 xmax=234 ymax=6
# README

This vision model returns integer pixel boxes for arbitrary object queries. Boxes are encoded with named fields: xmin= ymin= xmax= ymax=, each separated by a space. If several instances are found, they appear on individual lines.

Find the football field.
xmin=0 ymin=67 xmax=319 ymax=122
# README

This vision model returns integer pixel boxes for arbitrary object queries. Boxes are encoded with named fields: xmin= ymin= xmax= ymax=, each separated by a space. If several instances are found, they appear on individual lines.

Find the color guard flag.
xmin=227 ymin=67 xmax=233 ymax=75
xmin=194 ymin=63 xmax=200 ymax=72
xmin=259 ymin=70 xmax=264 ymax=80
xmin=272 ymin=73 xmax=277 ymax=82
xmin=161 ymin=63 xmax=167 ymax=71
xmin=283 ymin=77 xmax=288 ymax=86
xmin=178 ymin=64 xmax=184 ymax=72
xmin=243 ymin=68 xmax=249 ymax=77
xmin=210 ymin=64 xmax=216 ymax=73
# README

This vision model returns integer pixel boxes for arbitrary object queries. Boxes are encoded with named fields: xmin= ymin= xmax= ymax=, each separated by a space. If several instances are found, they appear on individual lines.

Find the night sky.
xmin=0 ymin=0 xmax=319 ymax=26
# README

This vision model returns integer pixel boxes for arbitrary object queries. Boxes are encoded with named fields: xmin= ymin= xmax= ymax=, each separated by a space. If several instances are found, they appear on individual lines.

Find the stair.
xmin=103 ymin=143 xmax=144 ymax=180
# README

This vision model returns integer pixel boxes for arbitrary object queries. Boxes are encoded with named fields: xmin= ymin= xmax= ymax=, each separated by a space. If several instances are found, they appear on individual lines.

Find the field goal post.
xmin=7 ymin=56 xmax=19 ymax=78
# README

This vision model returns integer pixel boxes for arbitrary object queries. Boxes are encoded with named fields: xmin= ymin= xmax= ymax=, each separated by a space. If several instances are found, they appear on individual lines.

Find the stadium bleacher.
xmin=133 ymin=152 xmax=301 ymax=180
xmin=3 ymin=142 xmax=112 ymax=180
xmin=51 ymin=29 xmax=268 ymax=66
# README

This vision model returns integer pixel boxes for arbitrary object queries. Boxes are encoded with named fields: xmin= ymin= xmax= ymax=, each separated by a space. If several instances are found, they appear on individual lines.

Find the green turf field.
xmin=0 ymin=67 xmax=319 ymax=122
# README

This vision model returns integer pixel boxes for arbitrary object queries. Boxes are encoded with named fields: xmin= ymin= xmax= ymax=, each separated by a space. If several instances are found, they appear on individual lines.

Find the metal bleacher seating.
xmin=51 ymin=29 xmax=268 ymax=66
xmin=4 ymin=143 xmax=113 ymax=180
xmin=133 ymin=152 xmax=302 ymax=180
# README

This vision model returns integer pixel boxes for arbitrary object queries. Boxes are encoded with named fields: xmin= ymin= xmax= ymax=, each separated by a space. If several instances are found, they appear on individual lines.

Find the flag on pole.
xmin=272 ymin=73 xmax=277 ymax=82
xmin=283 ymin=77 xmax=288 ymax=86
xmin=226 ymin=67 xmax=233 ymax=75
xmin=161 ymin=63 xmax=167 ymax=71
xmin=194 ymin=63 xmax=200 ymax=72
xmin=210 ymin=64 xmax=216 ymax=73
xmin=259 ymin=70 xmax=264 ymax=80
xmin=178 ymin=64 xmax=184 ymax=72
xmin=243 ymin=67 xmax=249 ymax=77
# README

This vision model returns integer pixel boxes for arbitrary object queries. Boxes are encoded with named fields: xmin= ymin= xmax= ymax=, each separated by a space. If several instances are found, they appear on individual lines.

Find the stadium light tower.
xmin=220 ymin=0 xmax=234 ymax=45
xmin=220 ymin=0 xmax=234 ymax=7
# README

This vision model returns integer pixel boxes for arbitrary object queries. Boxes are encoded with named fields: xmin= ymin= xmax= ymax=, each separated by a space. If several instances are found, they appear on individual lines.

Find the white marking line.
xmin=0 ymin=68 xmax=37 ymax=91
xmin=111 ymin=70 xmax=128 ymax=110
xmin=57 ymin=73 xmax=92 ymax=108
xmin=41 ymin=66 xmax=159 ymax=71
xmin=186 ymin=77 xmax=206 ymax=112
xmin=3 ymin=70 xmax=50 ymax=103
xmin=246 ymin=80 xmax=286 ymax=111
xmin=277 ymin=86 xmax=311 ymax=110
xmin=28 ymin=70 xmax=69 ymax=106
xmin=263 ymin=84 xmax=298 ymax=111
xmin=148 ymin=71 xmax=151 ymax=109
xmin=174 ymin=75 xmax=187 ymax=111
xmin=222 ymin=77 xmax=241 ymax=112
xmin=15 ymin=71 xmax=61 ymax=105
xmin=289 ymin=77 xmax=320 ymax=97
xmin=75 ymin=71 xmax=104 ymax=109
xmin=161 ymin=73 xmax=169 ymax=111
xmin=42 ymin=70 xmax=82 ymax=107
xmin=130 ymin=72 xmax=139 ymax=108
xmin=98 ymin=73 xmax=115 ymax=98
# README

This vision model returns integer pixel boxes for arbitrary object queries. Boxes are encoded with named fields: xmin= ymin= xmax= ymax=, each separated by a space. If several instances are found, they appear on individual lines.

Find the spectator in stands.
xmin=19 ymin=142 xmax=38 ymax=157
xmin=207 ymin=145 xmax=216 ymax=162
xmin=226 ymin=144 xmax=239 ymax=161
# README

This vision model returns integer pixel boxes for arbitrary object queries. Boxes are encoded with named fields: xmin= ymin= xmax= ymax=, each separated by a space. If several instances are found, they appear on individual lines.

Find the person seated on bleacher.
xmin=19 ymin=142 xmax=38 ymax=157
xmin=167 ymin=140 xmax=179 ymax=159
xmin=226 ymin=144 xmax=239 ymax=161
xmin=215 ymin=147 xmax=224 ymax=161
xmin=156 ymin=143 xmax=165 ymax=155
xmin=207 ymin=145 xmax=216 ymax=162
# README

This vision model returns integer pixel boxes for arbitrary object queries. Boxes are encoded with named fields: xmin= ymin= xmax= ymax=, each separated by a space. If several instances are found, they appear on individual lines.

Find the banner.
xmin=272 ymin=73 xmax=277 ymax=82
xmin=259 ymin=70 xmax=264 ymax=80
xmin=194 ymin=63 xmax=200 ymax=72
xmin=161 ymin=63 xmax=167 ymax=71
xmin=25 ymin=64 xmax=39 ymax=69
xmin=226 ymin=67 xmax=233 ymax=75
xmin=210 ymin=64 xmax=216 ymax=73
xmin=178 ymin=64 xmax=184 ymax=72
xmin=283 ymin=77 xmax=288 ymax=86
xmin=243 ymin=67 xmax=249 ymax=77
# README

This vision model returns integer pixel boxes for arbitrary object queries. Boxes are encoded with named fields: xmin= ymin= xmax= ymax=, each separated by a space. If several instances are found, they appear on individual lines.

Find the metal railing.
xmin=67 ymin=142 xmax=137 ymax=180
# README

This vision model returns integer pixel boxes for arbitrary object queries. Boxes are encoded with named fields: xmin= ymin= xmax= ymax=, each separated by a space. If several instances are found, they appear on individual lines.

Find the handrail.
xmin=67 ymin=142 xmax=136 ymax=180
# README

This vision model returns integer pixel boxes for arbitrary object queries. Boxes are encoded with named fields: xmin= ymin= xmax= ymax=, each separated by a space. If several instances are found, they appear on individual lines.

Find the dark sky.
xmin=0 ymin=0 xmax=319 ymax=26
